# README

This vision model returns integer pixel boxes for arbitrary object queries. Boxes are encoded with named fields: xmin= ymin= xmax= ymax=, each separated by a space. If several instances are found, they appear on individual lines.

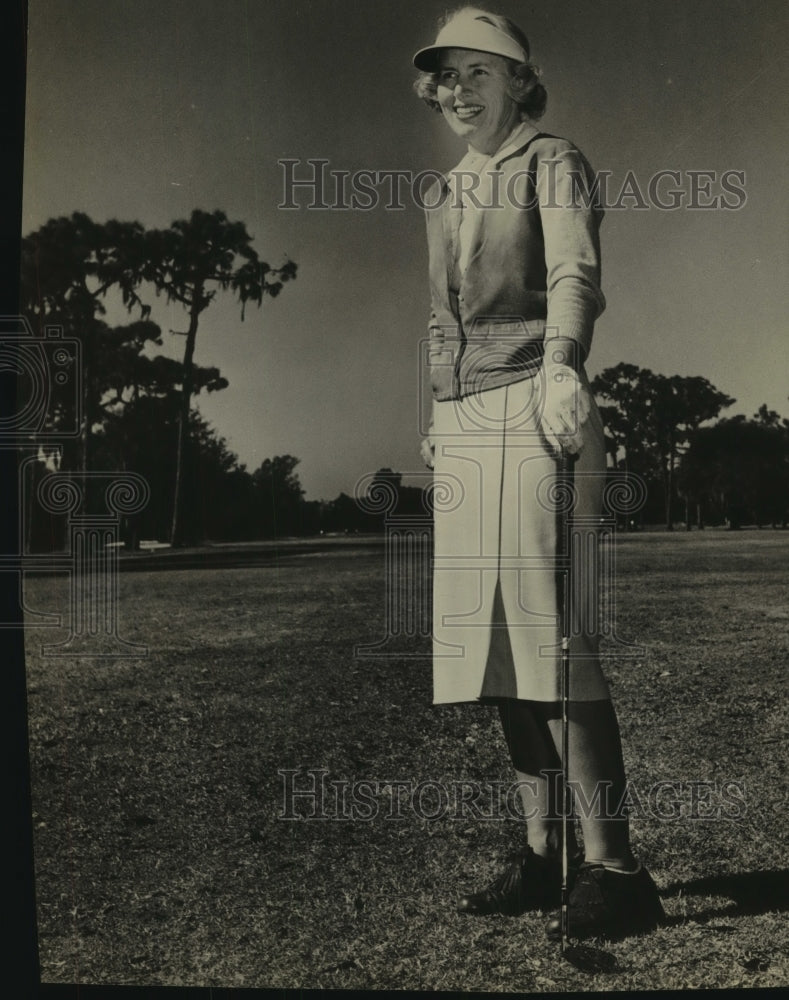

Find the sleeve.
xmin=536 ymin=144 xmax=606 ymax=361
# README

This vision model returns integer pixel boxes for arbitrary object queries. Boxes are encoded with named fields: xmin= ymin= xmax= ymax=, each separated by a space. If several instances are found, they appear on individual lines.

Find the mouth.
xmin=453 ymin=103 xmax=484 ymax=121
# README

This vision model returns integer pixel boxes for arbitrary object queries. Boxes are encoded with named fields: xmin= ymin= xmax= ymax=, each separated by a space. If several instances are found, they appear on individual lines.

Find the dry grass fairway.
xmin=23 ymin=530 xmax=789 ymax=991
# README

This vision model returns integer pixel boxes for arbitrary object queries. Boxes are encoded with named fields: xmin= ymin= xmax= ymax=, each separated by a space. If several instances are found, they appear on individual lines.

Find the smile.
xmin=454 ymin=104 xmax=484 ymax=121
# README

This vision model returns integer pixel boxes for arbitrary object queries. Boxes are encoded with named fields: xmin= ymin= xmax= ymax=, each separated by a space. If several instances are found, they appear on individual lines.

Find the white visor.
xmin=413 ymin=10 xmax=528 ymax=72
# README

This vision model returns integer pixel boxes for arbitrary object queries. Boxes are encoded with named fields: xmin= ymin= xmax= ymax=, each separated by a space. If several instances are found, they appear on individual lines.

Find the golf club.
xmin=556 ymin=450 xmax=619 ymax=975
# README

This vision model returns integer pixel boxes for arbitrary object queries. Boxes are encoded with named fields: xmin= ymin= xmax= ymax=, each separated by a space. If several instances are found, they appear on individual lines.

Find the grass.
xmin=23 ymin=530 xmax=789 ymax=990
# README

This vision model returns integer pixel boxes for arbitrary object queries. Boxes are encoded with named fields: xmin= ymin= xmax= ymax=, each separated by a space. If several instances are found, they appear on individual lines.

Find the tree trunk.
xmin=81 ymin=339 xmax=90 ymax=474
xmin=664 ymin=460 xmax=674 ymax=531
xmin=170 ymin=297 xmax=201 ymax=547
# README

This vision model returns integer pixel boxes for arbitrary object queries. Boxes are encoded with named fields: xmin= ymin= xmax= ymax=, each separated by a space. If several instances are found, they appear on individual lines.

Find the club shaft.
xmin=558 ymin=451 xmax=575 ymax=952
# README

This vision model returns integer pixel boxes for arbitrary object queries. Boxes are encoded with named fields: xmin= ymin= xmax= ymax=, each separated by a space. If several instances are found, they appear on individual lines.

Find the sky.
xmin=22 ymin=0 xmax=789 ymax=501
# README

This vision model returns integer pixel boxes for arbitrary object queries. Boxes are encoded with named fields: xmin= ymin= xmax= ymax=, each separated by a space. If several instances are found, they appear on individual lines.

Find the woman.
xmin=413 ymin=6 xmax=664 ymax=940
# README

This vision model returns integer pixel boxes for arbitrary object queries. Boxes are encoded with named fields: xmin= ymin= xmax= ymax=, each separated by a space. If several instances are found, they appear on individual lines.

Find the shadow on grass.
xmin=661 ymin=869 xmax=789 ymax=924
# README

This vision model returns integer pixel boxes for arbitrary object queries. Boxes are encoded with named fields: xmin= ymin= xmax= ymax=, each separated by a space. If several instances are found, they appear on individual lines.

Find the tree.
xmin=651 ymin=375 xmax=735 ymax=530
xmin=252 ymin=455 xmax=305 ymax=538
xmin=591 ymin=363 xmax=656 ymax=475
xmin=592 ymin=364 xmax=734 ymax=528
xmin=97 ymin=396 xmax=258 ymax=544
xmin=143 ymin=209 xmax=297 ymax=546
xmin=754 ymin=403 xmax=782 ymax=428
xmin=20 ymin=212 xmax=152 ymax=470
xmin=678 ymin=415 xmax=789 ymax=529
xmin=322 ymin=493 xmax=372 ymax=534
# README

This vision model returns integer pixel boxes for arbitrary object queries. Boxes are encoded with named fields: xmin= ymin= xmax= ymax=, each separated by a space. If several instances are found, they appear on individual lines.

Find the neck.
xmin=468 ymin=116 xmax=525 ymax=156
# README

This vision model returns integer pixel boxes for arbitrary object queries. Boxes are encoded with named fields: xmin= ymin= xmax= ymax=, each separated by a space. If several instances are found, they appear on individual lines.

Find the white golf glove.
xmin=539 ymin=363 xmax=591 ymax=456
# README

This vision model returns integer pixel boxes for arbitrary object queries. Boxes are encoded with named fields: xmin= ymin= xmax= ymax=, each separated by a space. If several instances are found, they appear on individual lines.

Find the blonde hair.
xmin=413 ymin=6 xmax=547 ymax=120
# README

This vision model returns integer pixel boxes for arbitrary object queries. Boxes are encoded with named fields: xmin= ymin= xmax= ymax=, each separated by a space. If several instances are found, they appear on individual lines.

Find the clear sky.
xmin=22 ymin=0 xmax=789 ymax=501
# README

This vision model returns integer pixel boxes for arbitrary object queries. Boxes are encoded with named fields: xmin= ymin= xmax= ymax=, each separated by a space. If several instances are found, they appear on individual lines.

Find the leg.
xmin=534 ymin=698 xmax=666 ymax=940
xmin=497 ymin=698 xmax=580 ymax=861
xmin=457 ymin=697 xmax=581 ymax=916
xmin=541 ymin=699 xmax=636 ymax=870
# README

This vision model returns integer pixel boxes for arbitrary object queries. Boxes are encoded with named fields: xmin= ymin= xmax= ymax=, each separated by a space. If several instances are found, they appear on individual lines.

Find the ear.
xmin=507 ymin=71 xmax=532 ymax=102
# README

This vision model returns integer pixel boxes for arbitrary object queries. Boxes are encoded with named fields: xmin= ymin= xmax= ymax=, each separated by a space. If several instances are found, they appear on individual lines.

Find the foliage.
xmin=140 ymin=209 xmax=297 ymax=545
xmin=19 ymin=212 xmax=233 ymax=470
xmin=677 ymin=414 xmax=789 ymax=528
xmin=142 ymin=209 xmax=297 ymax=317
xmin=252 ymin=455 xmax=305 ymax=539
xmin=20 ymin=213 xmax=154 ymax=468
xmin=20 ymin=209 xmax=297 ymax=545
xmin=592 ymin=363 xmax=735 ymax=528
xmin=20 ymin=212 xmax=148 ymax=324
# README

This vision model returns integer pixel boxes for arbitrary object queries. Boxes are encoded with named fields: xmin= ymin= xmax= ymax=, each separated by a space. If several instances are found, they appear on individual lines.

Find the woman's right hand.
xmin=421 ymin=436 xmax=435 ymax=470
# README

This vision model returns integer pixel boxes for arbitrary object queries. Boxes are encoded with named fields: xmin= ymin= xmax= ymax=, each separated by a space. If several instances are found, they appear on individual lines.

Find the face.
xmin=436 ymin=48 xmax=521 ymax=155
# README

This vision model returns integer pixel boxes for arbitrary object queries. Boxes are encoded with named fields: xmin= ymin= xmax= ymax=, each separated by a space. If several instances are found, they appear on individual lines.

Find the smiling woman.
xmin=410 ymin=5 xmax=666 ymax=945
xmin=413 ymin=7 xmax=547 ymax=141
xmin=434 ymin=50 xmax=522 ymax=154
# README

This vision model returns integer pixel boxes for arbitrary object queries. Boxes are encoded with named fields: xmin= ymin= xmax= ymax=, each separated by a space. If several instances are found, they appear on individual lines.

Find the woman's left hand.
xmin=539 ymin=363 xmax=592 ymax=456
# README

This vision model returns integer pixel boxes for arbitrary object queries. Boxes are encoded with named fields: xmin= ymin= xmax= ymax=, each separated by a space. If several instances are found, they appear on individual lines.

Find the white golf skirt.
xmin=431 ymin=373 xmax=612 ymax=704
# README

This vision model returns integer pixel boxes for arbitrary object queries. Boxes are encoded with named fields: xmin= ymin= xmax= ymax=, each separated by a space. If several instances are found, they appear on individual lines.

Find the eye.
xmin=439 ymin=70 xmax=457 ymax=83
xmin=473 ymin=68 xmax=488 ymax=76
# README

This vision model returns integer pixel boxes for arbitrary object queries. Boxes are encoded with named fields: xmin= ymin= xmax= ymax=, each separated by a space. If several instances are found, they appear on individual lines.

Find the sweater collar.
xmin=446 ymin=119 xmax=541 ymax=189
xmin=490 ymin=119 xmax=541 ymax=165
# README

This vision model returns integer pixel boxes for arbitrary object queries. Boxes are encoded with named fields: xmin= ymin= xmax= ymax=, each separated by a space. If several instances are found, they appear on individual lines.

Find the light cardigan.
xmin=424 ymin=121 xmax=606 ymax=401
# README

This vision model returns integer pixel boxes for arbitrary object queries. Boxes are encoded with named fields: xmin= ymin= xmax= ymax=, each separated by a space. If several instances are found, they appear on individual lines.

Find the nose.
xmin=453 ymin=72 xmax=473 ymax=95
